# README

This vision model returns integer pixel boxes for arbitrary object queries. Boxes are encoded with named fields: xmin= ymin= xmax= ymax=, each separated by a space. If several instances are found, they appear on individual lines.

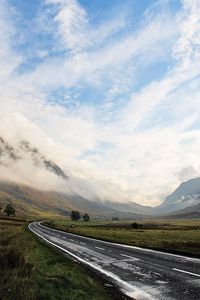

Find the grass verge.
xmin=0 ymin=217 xmax=128 ymax=300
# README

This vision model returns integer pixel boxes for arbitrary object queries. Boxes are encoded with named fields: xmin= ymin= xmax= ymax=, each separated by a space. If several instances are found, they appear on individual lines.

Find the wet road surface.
xmin=29 ymin=222 xmax=200 ymax=300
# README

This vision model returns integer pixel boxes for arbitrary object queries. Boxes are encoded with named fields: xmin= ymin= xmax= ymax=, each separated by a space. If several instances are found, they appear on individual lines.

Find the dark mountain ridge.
xmin=0 ymin=136 xmax=68 ymax=180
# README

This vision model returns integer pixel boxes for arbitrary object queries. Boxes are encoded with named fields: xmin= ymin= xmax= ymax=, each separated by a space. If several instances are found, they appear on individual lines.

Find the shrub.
xmin=131 ymin=222 xmax=140 ymax=229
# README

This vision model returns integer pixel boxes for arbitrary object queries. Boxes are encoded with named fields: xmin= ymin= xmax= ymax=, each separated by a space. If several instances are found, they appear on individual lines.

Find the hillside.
xmin=155 ymin=178 xmax=200 ymax=214
xmin=1 ymin=136 xmax=200 ymax=221
xmin=0 ymin=181 xmax=145 ymax=219
xmin=164 ymin=203 xmax=200 ymax=219
xmin=100 ymin=200 xmax=154 ymax=215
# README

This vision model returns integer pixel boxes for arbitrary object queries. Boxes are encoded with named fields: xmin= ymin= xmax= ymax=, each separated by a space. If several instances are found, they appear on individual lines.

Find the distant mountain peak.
xmin=156 ymin=177 xmax=200 ymax=214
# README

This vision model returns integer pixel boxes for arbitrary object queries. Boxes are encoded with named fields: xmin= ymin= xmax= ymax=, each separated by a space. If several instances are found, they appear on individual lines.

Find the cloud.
xmin=0 ymin=0 xmax=22 ymax=80
xmin=22 ymin=0 xmax=176 ymax=92
xmin=44 ymin=0 xmax=128 ymax=54
xmin=175 ymin=165 xmax=198 ymax=182
xmin=45 ymin=0 xmax=89 ymax=52
xmin=172 ymin=0 xmax=200 ymax=65
xmin=0 ymin=0 xmax=200 ymax=206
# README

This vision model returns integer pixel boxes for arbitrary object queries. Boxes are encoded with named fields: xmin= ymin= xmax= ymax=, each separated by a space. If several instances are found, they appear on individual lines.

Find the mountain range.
xmin=0 ymin=136 xmax=200 ymax=219
xmin=153 ymin=178 xmax=200 ymax=219
xmin=156 ymin=178 xmax=200 ymax=214
xmin=0 ymin=181 xmax=146 ymax=219
xmin=0 ymin=177 xmax=200 ymax=219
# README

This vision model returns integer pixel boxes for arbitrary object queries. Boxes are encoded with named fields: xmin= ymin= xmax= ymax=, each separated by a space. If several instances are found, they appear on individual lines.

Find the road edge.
xmin=28 ymin=222 xmax=135 ymax=300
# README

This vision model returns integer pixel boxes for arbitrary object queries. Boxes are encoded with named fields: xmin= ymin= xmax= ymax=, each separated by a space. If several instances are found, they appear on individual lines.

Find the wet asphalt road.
xmin=29 ymin=222 xmax=200 ymax=300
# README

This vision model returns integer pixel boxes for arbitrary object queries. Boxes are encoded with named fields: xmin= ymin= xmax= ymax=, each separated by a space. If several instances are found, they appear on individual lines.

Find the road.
xmin=29 ymin=222 xmax=200 ymax=300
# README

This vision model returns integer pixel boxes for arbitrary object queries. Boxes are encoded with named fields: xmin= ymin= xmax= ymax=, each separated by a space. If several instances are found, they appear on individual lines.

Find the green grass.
xmin=0 ymin=217 xmax=117 ymax=300
xmin=45 ymin=219 xmax=200 ymax=257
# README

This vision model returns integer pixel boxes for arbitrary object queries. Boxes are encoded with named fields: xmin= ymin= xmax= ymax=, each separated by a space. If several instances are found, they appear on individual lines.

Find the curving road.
xmin=29 ymin=222 xmax=200 ymax=300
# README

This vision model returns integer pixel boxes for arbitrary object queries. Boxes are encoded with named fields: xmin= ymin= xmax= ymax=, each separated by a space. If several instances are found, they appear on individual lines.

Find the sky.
xmin=0 ymin=0 xmax=200 ymax=206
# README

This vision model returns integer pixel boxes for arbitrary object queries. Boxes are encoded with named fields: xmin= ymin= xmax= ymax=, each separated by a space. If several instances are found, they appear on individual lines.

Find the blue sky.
xmin=0 ymin=0 xmax=200 ymax=205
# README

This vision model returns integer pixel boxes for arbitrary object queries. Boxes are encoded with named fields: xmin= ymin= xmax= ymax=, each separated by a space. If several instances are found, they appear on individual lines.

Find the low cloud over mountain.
xmin=0 ymin=136 xmax=69 ymax=191
xmin=0 ymin=135 xmax=138 ymax=203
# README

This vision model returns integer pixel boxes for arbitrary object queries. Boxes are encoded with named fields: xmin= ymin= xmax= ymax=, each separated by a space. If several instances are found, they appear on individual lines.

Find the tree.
xmin=131 ymin=222 xmax=139 ymax=229
xmin=83 ymin=213 xmax=90 ymax=222
xmin=4 ymin=203 xmax=15 ymax=217
xmin=70 ymin=210 xmax=81 ymax=221
xmin=112 ymin=217 xmax=119 ymax=221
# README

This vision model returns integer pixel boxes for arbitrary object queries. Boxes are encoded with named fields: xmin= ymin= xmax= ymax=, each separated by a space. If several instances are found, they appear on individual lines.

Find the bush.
xmin=70 ymin=210 xmax=81 ymax=221
xmin=4 ymin=203 xmax=15 ymax=217
xmin=131 ymin=222 xmax=140 ymax=229
xmin=83 ymin=213 xmax=90 ymax=222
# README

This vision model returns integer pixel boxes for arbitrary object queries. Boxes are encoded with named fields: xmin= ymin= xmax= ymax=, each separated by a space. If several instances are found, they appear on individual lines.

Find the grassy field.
xmin=45 ymin=218 xmax=200 ymax=257
xmin=0 ymin=216 xmax=126 ymax=300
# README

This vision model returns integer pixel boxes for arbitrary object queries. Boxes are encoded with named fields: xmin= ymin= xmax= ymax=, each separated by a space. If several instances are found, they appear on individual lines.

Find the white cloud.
xmin=49 ymin=0 xmax=89 ymax=52
xmin=173 ymin=0 xmax=200 ymax=65
xmin=0 ymin=0 xmax=200 ymax=206
xmin=176 ymin=165 xmax=198 ymax=182
xmin=23 ymin=0 xmax=176 ymax=91
xmin=0 ymin=1 xmax=22 ymax=80
xmin=45 ymin=0 xmax=128 ymax=54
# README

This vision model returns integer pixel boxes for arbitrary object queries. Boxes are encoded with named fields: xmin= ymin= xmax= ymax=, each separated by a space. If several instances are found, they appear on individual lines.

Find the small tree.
xmin=70 ymin=210 xmax=81 ymax=221
xmin=4 ymin=203 xmax=15 ymax=217
xmin=112 ymin=217 xmax=119 ymax=221
xmin=131 ymin=222 xmax=139 ymax=229
xmin=83 ymin=213 xmax=90 ymax=222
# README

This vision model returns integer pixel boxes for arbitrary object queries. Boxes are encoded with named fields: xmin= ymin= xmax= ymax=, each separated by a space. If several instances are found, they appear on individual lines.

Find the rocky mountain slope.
xmin=155 ymin=178 xmax=200 ymax=214
xmin=0 ymin=137 xmax=68 ymax=180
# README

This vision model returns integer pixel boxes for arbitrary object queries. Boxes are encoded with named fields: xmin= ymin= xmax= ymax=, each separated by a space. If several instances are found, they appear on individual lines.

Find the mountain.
xmin=155 ymin=178 xmax=200 ymax=214
xmin=0 ymin=136 xmax=152 ymax=218
xmin=1 ymin=178 xmax=200 ymax=219
xmin=100 ymin=200 xmax=155 ymax=215
xmin=0 ymin=181 xmax=146 ymax=219
xmin=1 ymin=135 xmax=200 ymax=219
xmin=164 ymin=203 xmax=200 ymax=219
xmin=0 ymin=137 xmax=68 ymax=180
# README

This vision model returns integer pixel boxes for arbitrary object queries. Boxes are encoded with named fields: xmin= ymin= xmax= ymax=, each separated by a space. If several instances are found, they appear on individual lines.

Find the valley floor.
xmin=44 ymin=219 xmax=200 ymax=257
